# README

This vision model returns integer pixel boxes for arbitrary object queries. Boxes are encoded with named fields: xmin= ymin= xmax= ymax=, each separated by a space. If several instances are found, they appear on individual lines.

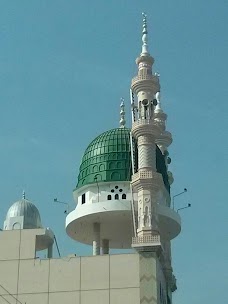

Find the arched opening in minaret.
xmin=114 ymin=194 xmax=119 ymax=200
xmin=107 ymin=195 xmax=111 ymax=200
xmin=122 ymin=194 xmax=126 ymax=199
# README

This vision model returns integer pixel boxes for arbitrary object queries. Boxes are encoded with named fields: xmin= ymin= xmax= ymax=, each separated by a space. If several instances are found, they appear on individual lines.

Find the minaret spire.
xmin=141 ymin=12 xmax=149 ymax=55
xmin=131 ymin=13 xmax=162 ymax=248
xmin=119 ymin=98 xmax=126 ymax=128
xmin=22 ymin=190 xmax=26 ymax=199
xmin=130 ymin=19 xmax=181 ymax=303
xmin=154 ymin=91 xmax=174 ymax=185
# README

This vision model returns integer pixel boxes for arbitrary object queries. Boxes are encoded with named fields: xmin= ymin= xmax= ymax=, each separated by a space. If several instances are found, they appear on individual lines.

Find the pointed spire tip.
xmin=142 ymin=12 xmax=148 ymax=33
xmin=141 ymin=12 xmax=149 ymax=55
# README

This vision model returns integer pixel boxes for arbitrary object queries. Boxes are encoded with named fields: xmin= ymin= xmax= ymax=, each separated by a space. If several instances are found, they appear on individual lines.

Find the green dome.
xmin=76 ymin=128 xmax=132 ymax=189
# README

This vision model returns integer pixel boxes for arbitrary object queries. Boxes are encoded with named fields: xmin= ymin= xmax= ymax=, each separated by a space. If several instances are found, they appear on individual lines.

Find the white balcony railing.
xmin=132 ymin=234 xmax=161 ymax=245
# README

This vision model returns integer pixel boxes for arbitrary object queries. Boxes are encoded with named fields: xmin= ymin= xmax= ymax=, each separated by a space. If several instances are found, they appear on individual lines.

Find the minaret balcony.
xmin=153 ymin=112 xmax=168 ymax=126
xmin=132 ymin=119 xmax=160 ymax=138
xmin=132 ymin=169 xmax=162 ymax=184
xmin=136 ymin=54 xmax=154 ymax=65
xmin=155 ymin=131 xmax=173 ymax=148
xmin=132 ymin=234 xmax=163 ymax=252
xmin=131 ymin=74 xmax=160 ymax=94
xmin=131 ymin=170 xmax=164 ymax=192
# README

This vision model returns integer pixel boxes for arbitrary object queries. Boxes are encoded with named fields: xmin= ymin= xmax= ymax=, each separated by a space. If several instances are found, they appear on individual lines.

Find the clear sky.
xmin=0 ymin=1 xmax=227 ymax=303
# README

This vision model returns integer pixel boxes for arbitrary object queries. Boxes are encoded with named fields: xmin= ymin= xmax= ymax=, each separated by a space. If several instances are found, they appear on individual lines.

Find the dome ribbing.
xmin=76 ymin=128 xmax=132 ymax=189
xmin=5 ymin=198 xmax=42 ymax=230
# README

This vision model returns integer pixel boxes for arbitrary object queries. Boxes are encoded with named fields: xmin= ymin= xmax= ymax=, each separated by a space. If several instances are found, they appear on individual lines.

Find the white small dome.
xmin=5 ymin=197 xmax=42 ymax=230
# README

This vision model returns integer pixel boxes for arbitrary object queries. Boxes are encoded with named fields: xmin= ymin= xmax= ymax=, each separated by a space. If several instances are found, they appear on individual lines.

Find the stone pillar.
xmin=101 ymin=239 xmax=109 ymax=255
xmin=92 ymin=223 xmax=100 ymax=256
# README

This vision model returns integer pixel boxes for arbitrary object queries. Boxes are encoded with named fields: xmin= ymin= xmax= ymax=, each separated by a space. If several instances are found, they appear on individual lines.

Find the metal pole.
xmin=130 ymin=89 xmax=136 ymax=123
xmin=130 ymin=131 xmax=137 ymax=237
xmin=172 ymin=189 xmax=187 ymax=210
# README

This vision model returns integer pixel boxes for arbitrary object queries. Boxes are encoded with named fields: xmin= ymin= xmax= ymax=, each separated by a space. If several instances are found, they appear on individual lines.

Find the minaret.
xmin=131 ymin=13 xmax=162 ymax=245
xmin=154 ymin=91 xmax=174 ymax=186
xmin=153 ymin=91 xmax=177 ymax=291
xmin=131 ymin=14 xmax=181 ymax=303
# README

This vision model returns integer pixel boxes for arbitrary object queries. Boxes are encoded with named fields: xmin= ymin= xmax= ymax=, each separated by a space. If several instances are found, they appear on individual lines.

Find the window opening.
xmin=115 ymin=194 xmax=119 ymax=200
xmin=122 ymin=194 xmax=126 ymax=199
xmin=107 ymin=195 xmax=112 ymax=200
xmin=82 ymin=193 xmax=86 ymax=204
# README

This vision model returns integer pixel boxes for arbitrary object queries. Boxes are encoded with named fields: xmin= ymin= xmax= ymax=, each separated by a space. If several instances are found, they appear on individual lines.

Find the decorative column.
xmin=92 ymin=222 xmax=100 ymax=256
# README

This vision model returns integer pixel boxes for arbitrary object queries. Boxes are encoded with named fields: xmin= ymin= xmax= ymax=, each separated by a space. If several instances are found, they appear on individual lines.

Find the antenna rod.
xmin=53 ymin=198 xmax=69 ymax=214
xmin=172 ymin=188 xmax=187 ymax=210
xmin=130 ymin=89 xmax=136 ymax=123
xmin=94 ymin=178 xmax=100 ymax=202
xmin=177 ymin=203 xmax=191 ymax=213
xmin=130 ymin=183 xmax=137 ymax=237
xmin=130 ymin=132 xmax=135 ymax=175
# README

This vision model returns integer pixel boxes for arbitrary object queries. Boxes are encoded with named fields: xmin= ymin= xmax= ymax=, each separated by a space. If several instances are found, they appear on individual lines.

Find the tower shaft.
xmin=130 ymin=17 xmax=161 ymax=243
xmin=130 ymin=14 xmax=181 ymax=304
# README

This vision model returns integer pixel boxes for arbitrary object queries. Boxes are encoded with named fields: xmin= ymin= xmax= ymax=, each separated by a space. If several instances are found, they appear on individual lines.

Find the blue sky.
xmin=0 ymin=1 xmax=227 ymax=303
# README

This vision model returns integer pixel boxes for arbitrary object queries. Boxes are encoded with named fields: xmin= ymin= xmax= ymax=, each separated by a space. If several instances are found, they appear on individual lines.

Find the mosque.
xmin=0 ymin=14 xmax=182 ymax=304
